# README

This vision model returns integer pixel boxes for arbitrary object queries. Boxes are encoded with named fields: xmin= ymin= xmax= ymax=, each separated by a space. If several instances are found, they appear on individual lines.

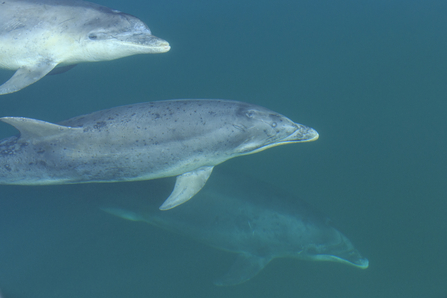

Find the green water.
xmin=0 ymin=0 xmax=446 ymax=297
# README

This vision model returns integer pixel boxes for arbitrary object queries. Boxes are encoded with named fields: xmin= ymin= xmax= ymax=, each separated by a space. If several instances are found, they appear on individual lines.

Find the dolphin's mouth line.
xmin=94 ymin=32 xmax=169 ymax=49
xmin=238 ymin=126 xmax=319 ymax=155
xmin=279 ymin=127 xmax=319 ymax=144
xmin=263 ymin=124 xmax=319 ymax=145
xmin=115 ymin=37 xmax=168 ymax=44
xmin=312 ymin=254 xmax=369 ymax=269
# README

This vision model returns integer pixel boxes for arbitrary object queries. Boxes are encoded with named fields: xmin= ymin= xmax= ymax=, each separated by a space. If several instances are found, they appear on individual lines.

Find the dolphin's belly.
xmin=10 ymin=134 xmax=222 ymax=184
xmin=0 ymin=109 xmax=232 ymax=184
xmin=148 ymin=193 xmax=296 ymax=255
xmin=0 ymin=36 xmax=38 ymax=69
xmin=0 ymin=47 xmax=43 ymax=70
xmin=0 ymin=28 xmax=70 ymax=69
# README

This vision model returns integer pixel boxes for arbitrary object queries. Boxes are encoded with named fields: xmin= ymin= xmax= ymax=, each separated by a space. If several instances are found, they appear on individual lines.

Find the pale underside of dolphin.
xmin=102 ymin=169 xmax=369 ymax=286
xmin=0 ymin=0 xmax=170 ymax=95
xmin=0 ymin=99 xmax=319 ymax=210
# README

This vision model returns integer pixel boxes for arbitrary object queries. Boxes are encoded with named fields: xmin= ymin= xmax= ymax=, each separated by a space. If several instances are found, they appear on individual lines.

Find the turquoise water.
xmin=1 ymin=0 xmax=446 ymax=297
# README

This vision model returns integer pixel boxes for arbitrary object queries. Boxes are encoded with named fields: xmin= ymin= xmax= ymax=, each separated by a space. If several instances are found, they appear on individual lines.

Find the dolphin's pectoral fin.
xmin=0 ymin=61 xmax=58 ymax=95
xmin=214 ymin=253 xmax=271 ymax=286
xmin=0 ymin=117 xmax=83 ymax=141
xmin=159 ymin=166 xmax=214 ymax=210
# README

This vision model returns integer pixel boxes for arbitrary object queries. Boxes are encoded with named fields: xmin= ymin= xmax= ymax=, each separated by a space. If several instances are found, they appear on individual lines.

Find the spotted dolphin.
xmin=0 ymin=0 xmax=170 ymax=95
xmin=102 ymin=169 xmax=369 ymax=286
xmin=0 ymin=99 xmax=318 ymax=209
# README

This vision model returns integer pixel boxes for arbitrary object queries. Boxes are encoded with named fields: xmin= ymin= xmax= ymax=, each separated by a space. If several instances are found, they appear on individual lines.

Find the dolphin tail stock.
xmin=213 ymin=253 xmax=272 ymax=286
xmin=100 ymin=207 xmax=146 ymax=222
xmin=159 ymin=166 xmax=214 ymax=210
xmin=0 ymin=61 xmax=58 ymax=95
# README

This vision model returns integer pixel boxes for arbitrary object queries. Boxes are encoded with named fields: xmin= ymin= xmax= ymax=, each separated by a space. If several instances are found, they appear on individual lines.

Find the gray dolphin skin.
xmin=0 ymin=99 xmax=318 ymax=209
xmin=102 ymin=169 xmax=369 ymax=286
xmin=0 ymin=0 xmax=170 ymax=95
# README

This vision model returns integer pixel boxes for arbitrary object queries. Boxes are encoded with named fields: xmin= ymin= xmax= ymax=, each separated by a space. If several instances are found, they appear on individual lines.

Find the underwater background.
xmin=1 ymin=0 xmax=446 ymax=297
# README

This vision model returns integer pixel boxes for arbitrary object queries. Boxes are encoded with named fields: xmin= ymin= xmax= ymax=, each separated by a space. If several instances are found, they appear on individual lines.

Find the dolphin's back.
xmin=131 ymin=168 xmax=331 ymax=254
xmin=3 ymin=0 xmax=112 ymax=13
xmin=103 ymin=168 xmax=368 ymax=285
xmin=0 ymin=0 xmax=105 ymax=30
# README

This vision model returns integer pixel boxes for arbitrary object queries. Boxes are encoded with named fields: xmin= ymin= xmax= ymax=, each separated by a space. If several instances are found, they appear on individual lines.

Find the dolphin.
xmin=102 ymin=169 xmax=369 ymax=286
xmin=0 ymin=0 xmax=170 ymax=95
xmin=0 ymin=99 xmax=318 ymax=209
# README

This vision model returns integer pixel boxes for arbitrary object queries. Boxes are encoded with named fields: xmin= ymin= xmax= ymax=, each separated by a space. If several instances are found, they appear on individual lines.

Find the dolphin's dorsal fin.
xmin=213 ymin=253 xmax=271 ymax=286
xmin=0 ymin=61 xmax=58 ymax=95
xmin=159 ymin=166 xmax=214 ymax=210
xmin=0 ymin=117 xmax=82 ymax=140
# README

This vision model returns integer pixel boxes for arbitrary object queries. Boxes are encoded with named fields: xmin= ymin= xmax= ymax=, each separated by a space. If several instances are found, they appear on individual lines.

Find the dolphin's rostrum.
xmin=0 ymin=0 xmax=170 ymax=95
xmin=0 ymin=99 xmax=318 ymax=209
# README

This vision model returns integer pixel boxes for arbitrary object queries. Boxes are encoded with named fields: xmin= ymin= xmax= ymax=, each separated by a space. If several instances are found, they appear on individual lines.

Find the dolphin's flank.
xmin=102 ymin=168 xmax=368 ymax=286
xmin=0 ymin=99 xmax=318 ymax=209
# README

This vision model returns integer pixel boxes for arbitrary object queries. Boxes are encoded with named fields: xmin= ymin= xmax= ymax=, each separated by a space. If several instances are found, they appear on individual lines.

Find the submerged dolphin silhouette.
xmin=0 ymin=99 xmax=318 ymax=209
xmin=0 ymin=0 xmax=170 ymax=95
xmin=103 ymin=169 xmax=369 ymax=286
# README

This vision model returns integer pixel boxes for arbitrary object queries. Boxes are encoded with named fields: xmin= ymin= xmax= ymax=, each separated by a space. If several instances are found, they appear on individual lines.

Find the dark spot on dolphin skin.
xmin=93 ymin=121 xmax=107 ymax=130
xmin=235 ymin=104 xmax=252 ymax=118
xmin=36 ymin=148 xmax=45 ymax=154
xmin=4 ymin=164 xmax=11 ymax=172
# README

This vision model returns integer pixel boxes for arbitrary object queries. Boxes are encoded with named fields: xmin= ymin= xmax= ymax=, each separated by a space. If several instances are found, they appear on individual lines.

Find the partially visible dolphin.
xmin=0 ymin=0 xmax=170 ymax=95
xmin=102 ymin=169 xmax=369 ymax=286
xmin=0 ymin=99 xmax=318 ymax=209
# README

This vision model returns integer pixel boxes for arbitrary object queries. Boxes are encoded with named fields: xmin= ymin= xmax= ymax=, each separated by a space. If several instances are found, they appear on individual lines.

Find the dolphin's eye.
xmin=245 ymin=111 xmax=254 ymax=118
xmin=88 ymin=34 xmax=98 ymax=40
